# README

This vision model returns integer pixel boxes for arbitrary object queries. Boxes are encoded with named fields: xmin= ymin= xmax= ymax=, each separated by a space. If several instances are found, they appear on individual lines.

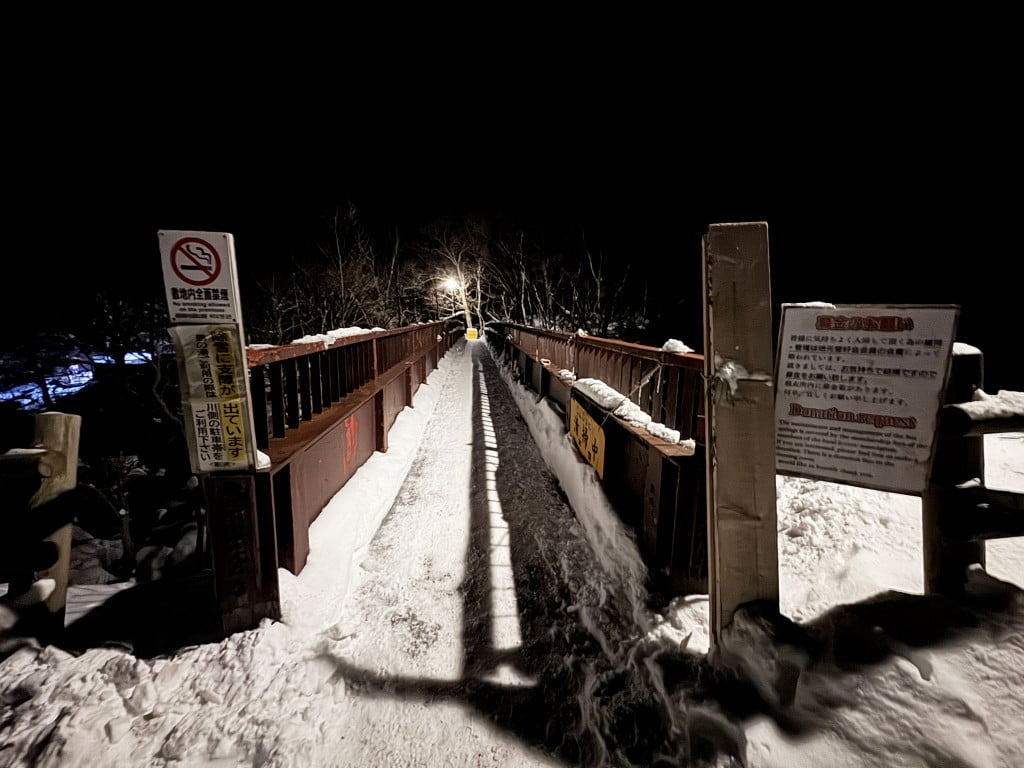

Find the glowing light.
xmin=476 ymin=368 xmax=534 ymax=688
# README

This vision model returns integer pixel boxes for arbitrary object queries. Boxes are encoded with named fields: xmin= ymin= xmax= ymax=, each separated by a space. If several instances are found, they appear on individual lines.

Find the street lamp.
xmin=442 ymin=277 xmax=459 ymax=317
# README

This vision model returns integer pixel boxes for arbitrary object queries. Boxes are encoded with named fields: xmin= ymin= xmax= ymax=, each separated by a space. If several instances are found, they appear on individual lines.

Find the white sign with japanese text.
xmin=774 ymin=304 xmax=958 ymax=495
xmin=159 ymin=230 xmax=243 ymax=324
xmin=169 ymin=325 xmax=256 ymax=473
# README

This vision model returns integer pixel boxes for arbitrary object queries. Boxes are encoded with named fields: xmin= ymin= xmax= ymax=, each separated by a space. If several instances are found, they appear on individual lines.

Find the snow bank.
xmin=276 ymin=352 xmax=452 ymax=633
xmin=573 ymin=378 xmax=691 ymax=447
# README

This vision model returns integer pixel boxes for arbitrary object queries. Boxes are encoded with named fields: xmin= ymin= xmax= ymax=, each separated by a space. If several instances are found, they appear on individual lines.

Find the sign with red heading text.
xmin=774 ymin=304 xmax=958 ymax=495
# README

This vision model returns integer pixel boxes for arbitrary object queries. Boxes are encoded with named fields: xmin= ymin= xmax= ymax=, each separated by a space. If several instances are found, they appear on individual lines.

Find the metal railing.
xmin=237 ymin=321 xmax=456 ymax=577
xmin=246 ymin=323 xmax=451 ymax=452
xmin=495 ymin=323 xmax=706 ymax=443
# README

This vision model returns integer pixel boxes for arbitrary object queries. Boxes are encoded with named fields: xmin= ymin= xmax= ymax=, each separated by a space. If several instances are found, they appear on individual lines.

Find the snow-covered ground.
xmin=1 ymin=338 xmax=1021 ymax=767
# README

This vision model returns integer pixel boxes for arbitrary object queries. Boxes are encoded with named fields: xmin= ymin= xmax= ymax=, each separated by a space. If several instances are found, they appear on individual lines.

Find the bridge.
xmin=227 ymin=319 xmax=709 ymax=632
xmin=4 ymin=223 xmax=1024 ymax=766
xmin=8 ymin=221 xmax=1022 ymax=661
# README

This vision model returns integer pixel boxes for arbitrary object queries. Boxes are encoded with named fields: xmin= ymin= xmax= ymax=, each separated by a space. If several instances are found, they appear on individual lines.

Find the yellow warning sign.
xmin=169 ymin=325 xmax=254 ymax=472
xmin=569 ymin=397 xmax=605 ymax=478
xmin=466 ymin=328 xmax=478 ymax=340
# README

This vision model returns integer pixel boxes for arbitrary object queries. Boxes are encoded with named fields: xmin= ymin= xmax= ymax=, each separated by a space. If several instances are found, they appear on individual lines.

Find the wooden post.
xmin=31 ymin=412 xmax=82 ymax=636
xmin=922 ymin=346 xmax=986 ymax=593
xmin=702 ymin=222 xmax=779 ymax=649
xmin=203 ymin=473 xmax=281 ymax=635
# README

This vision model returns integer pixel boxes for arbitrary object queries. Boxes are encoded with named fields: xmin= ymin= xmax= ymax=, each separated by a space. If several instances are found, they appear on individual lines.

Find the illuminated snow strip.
xmin=477 ymin=370 xmax=524 ymax=657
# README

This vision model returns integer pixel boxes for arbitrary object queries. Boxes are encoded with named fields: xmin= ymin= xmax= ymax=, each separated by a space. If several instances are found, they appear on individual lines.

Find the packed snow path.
xmin=311 ymin=338 xmax=687 ymax=766
xmin=4 ymin=339 xmax=1023 ymax=768
xmin=0 ymin=339 xmax=692 ymax=767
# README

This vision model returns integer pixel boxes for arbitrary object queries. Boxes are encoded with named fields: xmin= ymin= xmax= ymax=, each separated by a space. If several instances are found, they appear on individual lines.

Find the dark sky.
xmin=9 ymin=48 xmax=1019 ymax=391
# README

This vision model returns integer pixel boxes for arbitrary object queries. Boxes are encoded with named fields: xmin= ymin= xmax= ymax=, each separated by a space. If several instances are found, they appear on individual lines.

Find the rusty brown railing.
xmin=496 ymin=323 xmax=705 ymax=444
xmin=246 ymin=324 xmax=451 ymax=450
xmin=242 ymin=322 xmax=457 ymax=575
xmin=489 ymin=322 xmax=709 ymax=593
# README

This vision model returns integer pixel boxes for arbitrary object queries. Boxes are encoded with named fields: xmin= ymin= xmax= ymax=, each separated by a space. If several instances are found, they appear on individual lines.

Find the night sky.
xmin=8 ymin=50 xmax=1019 ymax=392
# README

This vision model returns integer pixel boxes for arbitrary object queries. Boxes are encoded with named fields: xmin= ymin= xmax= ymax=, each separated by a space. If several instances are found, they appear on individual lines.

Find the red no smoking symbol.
xmin=171 ymin=237 xmax=222 ymax=286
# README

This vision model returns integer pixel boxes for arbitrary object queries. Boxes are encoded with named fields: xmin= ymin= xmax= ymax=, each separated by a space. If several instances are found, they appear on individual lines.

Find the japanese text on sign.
xmin=775 ymin=305 xmax=957 ymax=495
xmin=569 ymin=396 xmax=606 ymax=479
xmin=170 ymin=325 xmax=254 ymax=472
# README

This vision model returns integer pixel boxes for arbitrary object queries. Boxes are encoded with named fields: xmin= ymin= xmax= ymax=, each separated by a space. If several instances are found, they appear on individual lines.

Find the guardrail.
xmin=497 ymin=323 xmax=705 ymax=445
xmin=488 ymin=322 xmax=708 ymax=593
xmin=924 ymin=347 xmax=1024 ymax=593
xmin=243 ymin=322 xmax=457 ymax=574
xmin=198 ymin=322 xmax=457 ymax=635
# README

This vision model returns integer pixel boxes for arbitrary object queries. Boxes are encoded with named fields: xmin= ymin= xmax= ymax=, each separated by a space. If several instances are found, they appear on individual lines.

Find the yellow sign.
xmin=466 ymin=328 xmax=478 ymax=340
xmin=569 ymin=397 xmax=605 ymax=478
xmin=169 ymin=325 xmax=254 ymax=473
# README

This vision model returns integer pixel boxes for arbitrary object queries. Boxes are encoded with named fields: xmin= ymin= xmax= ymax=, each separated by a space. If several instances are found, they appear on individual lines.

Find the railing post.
xmin=374 ymin=390 xmax=389 ymax=453
xmin=922 ymin=347 xmax=986 ymax=593
xmin=250 ymin=366 xmax=270 ymax=450
xmin=284 ymin=360 xmax=299 ymax=430
xmin=269 ymin=362 xmax=286 ymax=438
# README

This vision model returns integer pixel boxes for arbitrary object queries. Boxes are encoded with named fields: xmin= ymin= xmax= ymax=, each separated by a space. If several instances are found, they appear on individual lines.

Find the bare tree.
xmin=246 ymin=203 xmax=412 ymax=342
xmin=241 ymin=205 xmax=649 ymax=347
xmin=492 ymin=231 xmax=578 ymax=329
xmin=415 ymin=219 xmax=493 ymax=332
xmin=0 ymin=331 xmax=91 ymax=411
xmin=314 ymin=204 xmax=413 ymax=331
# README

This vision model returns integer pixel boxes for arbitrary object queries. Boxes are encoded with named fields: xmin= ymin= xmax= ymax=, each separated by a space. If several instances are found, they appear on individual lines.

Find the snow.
xmin=574 ymin=378 xmax=690 ymax=446
xmin=287 ymin=326 xmax=376 ymax=348
xmin=1 ymin=338 xmax=1022 ymax=767
xmin=958 ymin=388 xmax=1024 ymax=422
xmin=661 ymin=339 xmax=694 ymax=354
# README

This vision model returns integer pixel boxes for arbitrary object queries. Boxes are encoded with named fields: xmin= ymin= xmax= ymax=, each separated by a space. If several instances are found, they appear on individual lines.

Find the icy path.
xmin=5 ymin=338 xmax=1021 ymax=768
xmin=308 ymin=339 xmax=685 ymax=766
xmin=0 ymin=340 xmax=686 ymax=768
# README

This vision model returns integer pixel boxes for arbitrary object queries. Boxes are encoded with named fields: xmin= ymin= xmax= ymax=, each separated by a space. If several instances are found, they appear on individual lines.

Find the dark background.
xmin=7 ymin=34 xmax=1019 ymax=393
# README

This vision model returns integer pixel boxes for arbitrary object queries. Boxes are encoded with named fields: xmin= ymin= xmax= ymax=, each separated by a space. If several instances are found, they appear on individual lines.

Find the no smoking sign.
xmin=171 ymin=237 xmax=222 ymax=285
xmin=159 ymin=229 xmax=240 ymax=324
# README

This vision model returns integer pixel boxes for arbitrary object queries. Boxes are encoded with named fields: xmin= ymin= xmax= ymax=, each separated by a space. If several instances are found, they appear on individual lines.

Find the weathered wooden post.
xmin=702 ymin=222 xmax=779 ymax=649
xmin=32 ymin=412 xmax=81 ymax=624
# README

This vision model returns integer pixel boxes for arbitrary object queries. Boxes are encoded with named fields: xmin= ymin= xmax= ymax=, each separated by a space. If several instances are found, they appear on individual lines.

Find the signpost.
xmin=702 ymin=222 xmax=779 ymax=649
xmin=159 ymin=229 xmax=278 ymax=634
xmin=159 ymin=230 xmax=257 ymax=472
xmin=775 ymin=304 xmax=958 ymax=495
